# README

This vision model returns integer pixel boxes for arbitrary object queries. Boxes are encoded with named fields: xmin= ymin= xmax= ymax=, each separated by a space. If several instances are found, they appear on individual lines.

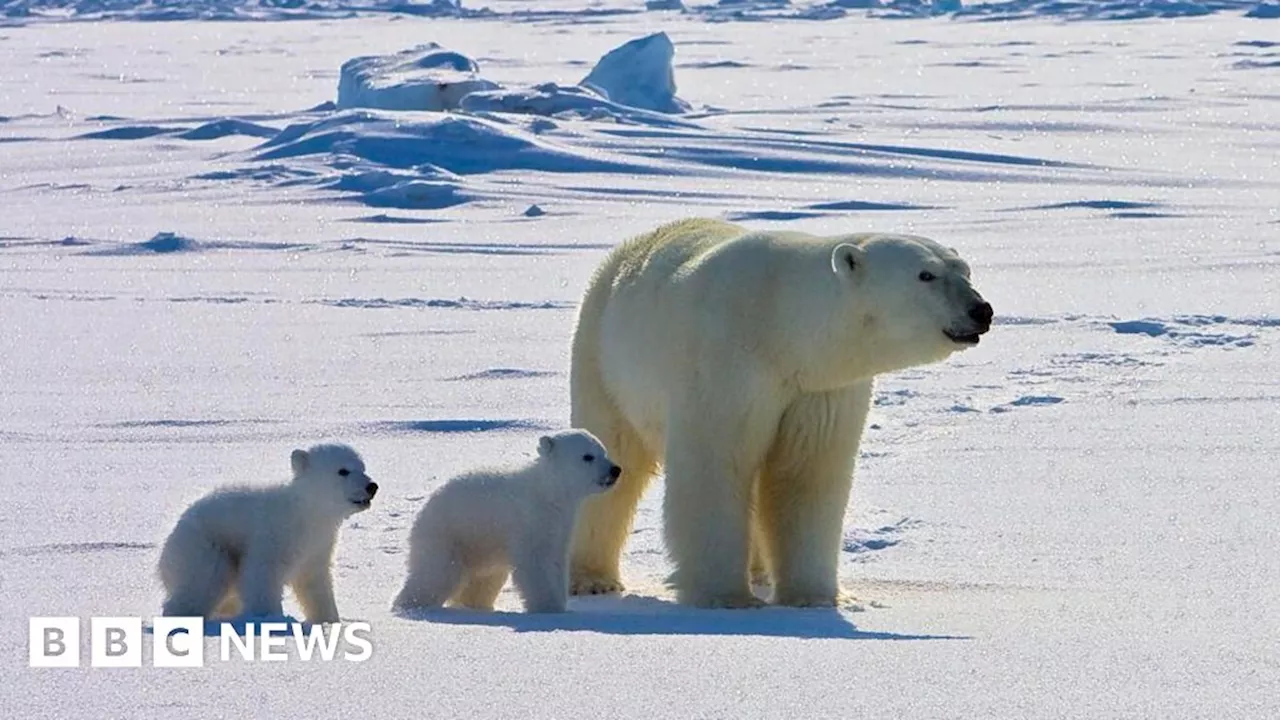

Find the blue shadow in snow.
xmin=77 ymin=125 xmax=174 ymax=140
xmin=143 ymin=615 xmax=311 ymax=637
xmin=368 ymin=419 xmax=553 ymax=434
xmin=397 ymin=594 xmax=969 ymax=641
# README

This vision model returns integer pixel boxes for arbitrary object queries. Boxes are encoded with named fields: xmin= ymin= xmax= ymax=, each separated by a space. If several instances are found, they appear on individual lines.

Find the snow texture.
xmin=1 ymin=4 xmax=1278 ymax=720
xmin=3 ymin=0 xmax=1276 ymax=21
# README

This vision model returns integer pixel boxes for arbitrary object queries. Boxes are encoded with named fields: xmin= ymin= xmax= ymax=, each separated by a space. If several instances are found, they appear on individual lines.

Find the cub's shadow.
xmin=143 ymin=615 xmax=312 ymax=637
xmin=396 ymin=594 xmax=969 ymax=641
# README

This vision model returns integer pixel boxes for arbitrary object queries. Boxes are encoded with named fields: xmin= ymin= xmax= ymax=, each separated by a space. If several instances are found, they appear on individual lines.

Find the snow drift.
xmin=458 ymin=83 xmax=699 ymax=127
xmin=255 ymin=111 xmax=648 ymax=175
xmin=239 ymin=110 xmax=664 ymax=208
xmin=336 ymin=44 xmax=500 ymax=112
xmin=335 ymin=33 xmax=691 ymax=118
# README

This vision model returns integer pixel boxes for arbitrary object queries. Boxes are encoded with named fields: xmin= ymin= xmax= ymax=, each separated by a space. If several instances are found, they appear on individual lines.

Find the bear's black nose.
xmin=968 ymin=302 xmax=994 ymax=327
xmin=366 ymin=482 xmax=379 ymax=496
xmin=609 ymin=465 xmax=622 ymax=479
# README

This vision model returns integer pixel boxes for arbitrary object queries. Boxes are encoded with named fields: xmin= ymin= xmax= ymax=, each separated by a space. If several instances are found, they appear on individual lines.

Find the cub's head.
xmin=290 ymin=443 xmax=378 ymax=515
xmin=536 ymin=429 xmax=621 ymax=496
xmin=830 ymin=234 xmax=992 ymax=370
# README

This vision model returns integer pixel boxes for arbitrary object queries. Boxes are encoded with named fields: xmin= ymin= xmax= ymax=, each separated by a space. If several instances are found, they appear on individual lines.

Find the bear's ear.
xmin=831 ymin=243 xmax=865 ymax=277
xmin=538 ymin=435 xmax=554 ymax=456
xmin=291 ymin=449 xmax=309 ymax=476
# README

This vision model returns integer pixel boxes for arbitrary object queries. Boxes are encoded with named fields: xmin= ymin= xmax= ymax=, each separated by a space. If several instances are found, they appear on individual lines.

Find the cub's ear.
xmin=831 ymin=243 xmax=865 ymax=277
xmin=291 ymin=449 xmax=309 ymax=476
xmin=538 ymin=435 xmax=555 ymax=456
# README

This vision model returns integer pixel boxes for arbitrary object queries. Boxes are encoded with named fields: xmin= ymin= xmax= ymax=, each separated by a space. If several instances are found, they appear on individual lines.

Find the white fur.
xmin=157 ymin=443 xmax=378 ymax=623
xmin=393 ymin=430 xmax=620 ymax=614
xmin=567 ymin=218 xmax=992 ymax=608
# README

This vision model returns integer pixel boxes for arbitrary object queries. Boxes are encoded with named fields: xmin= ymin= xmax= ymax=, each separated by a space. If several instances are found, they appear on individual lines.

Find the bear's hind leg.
xmin=159 ymin=536 xmax=237 ymax=618
xmin=568 ymin=410 xmax=657 ymax=596
xmin=759 ymin=382 xmax=871 ymax=607
xmin=451 ymin=567 xmax=510 ymax=611
xmin=748 ymin=480 xmax=773 ymax=589
xmin=213 ymin=591 xmax=242 ymax=618
xmin=393 ymin=541 xmax=463 ymax=612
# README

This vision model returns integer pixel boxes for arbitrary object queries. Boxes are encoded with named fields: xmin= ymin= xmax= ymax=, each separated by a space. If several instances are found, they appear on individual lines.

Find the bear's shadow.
xmin=397 ymin=594 xmax=969 ymax=640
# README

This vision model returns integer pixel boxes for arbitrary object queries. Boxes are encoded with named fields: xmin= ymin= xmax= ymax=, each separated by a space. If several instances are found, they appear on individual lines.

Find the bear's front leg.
xmin=513 ymin=525 xmax=571 ymax=613
xmin=291 ymin=548 xmax=340 ymax=624
xmin=512 ymin=555 xmax=568 ymax=614
xmin=236 ymin=542 xmax=288 ymax=619
xmin=759 ymin=382 xmax=871 ymax=607
xmin=663 ymin=388 xmax=782 ymax=609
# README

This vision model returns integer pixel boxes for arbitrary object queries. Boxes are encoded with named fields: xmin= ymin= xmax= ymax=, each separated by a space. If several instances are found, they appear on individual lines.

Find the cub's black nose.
xmin=968 ymin=302 xmax=994 ymax=327
xmin=609 ymin=465 xmax=622 ymax=479
xmin=366 ymin=482 xmax=379 ymax=496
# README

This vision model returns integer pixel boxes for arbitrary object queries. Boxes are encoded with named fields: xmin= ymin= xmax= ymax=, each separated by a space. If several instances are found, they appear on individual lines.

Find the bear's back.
xmin=421 ymin=468 xmax=542 ymax=542
xmin=182 ymin=484 xmax=290 ymax=552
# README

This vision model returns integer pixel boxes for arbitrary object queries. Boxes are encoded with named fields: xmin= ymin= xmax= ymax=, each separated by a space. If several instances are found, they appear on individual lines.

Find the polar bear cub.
xmin=393 ymin=430 xmax=620 ymax=614
xmin=158 ymin=443 xmax=378 ymax=623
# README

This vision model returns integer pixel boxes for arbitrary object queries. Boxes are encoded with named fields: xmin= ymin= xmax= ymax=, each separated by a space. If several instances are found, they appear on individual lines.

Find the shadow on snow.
xmin=396 ymin=594 xmax=970 ymax=641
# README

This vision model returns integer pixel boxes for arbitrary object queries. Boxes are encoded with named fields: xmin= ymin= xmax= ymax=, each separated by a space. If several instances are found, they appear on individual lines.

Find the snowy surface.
xmin=1 ymin=4 xmax=1278 ymax=719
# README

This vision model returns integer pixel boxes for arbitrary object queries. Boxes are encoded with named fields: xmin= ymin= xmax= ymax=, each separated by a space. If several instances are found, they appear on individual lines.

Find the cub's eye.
xmin=918 ymin=271 xmax=936 ymax=282
xmin=583 ymin=454 xmax=595 ymax=462
xmin=338 ymin=469 xmax=350 ymax=477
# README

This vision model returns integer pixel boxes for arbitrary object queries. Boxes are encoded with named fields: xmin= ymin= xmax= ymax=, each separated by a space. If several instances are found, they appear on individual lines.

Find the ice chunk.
xmin=580 ymin=33 xmax=690 ymax=114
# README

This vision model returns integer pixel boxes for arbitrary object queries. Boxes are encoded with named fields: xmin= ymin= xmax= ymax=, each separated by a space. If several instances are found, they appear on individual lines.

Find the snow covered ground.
xmin=1 ymin=3 xmax=1278 ymax=717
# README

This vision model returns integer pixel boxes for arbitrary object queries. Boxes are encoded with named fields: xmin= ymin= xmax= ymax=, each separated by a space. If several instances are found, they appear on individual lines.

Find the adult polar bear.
xmin=568 ymin=218 xmax=993 ymax=608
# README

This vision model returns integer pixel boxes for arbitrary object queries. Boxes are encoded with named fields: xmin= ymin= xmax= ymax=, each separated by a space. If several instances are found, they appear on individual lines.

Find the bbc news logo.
xmin=29 ymin=617 xmax=372 ymax=667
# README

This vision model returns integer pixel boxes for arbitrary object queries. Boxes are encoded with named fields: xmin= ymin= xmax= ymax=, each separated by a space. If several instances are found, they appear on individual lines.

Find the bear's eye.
xmin=338 ymin=468 xmax=350 ymax=477
xmin=918 ymin=271 xmax=936 ymax=282
xmin=583 ymin=454 xmax=595 ymax=462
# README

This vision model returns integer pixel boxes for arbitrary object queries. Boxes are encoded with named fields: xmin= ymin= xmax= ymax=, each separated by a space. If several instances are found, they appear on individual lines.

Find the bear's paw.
xmin=569 ymin=572 xmax=625 ymax=596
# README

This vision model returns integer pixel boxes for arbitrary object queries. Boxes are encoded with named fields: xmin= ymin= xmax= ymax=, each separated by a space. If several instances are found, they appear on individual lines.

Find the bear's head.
xmin=289 ymin=443 xmax=379 ymax=516
xmin=536 ymin=429 xmax=621 ymax=496
xmin=829 ymin=234 xmax=992 ymax=374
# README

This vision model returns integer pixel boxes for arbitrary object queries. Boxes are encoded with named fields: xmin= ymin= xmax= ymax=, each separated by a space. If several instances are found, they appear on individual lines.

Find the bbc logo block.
xmin=30 ymin=616 xmax=188 ymax=668
xmin=152 ymin=616 xmax=205 ymax=667
xmin=29 ymin=616 xmax=371 ymax=667
xmin=29 ymin=617 xmax=80 ymax=668
xmin=90 ymin=617 xmax=143 ymax=668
